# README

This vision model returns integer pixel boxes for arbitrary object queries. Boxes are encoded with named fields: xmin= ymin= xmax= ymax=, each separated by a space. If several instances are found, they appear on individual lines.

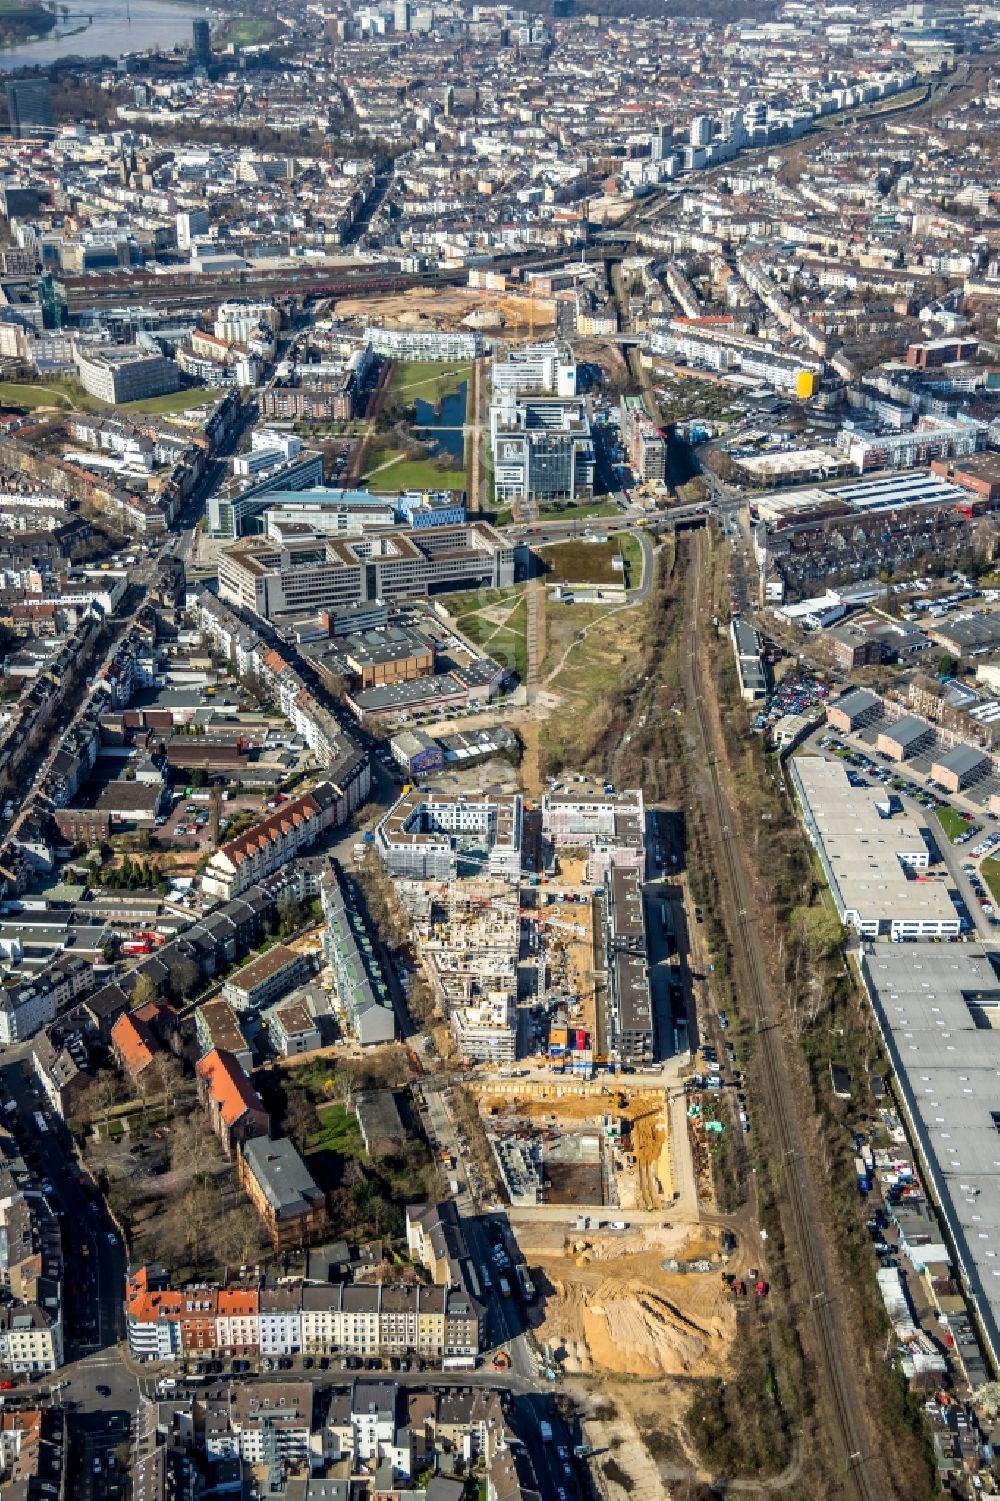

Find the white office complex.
xmin=491 ymin=343 xmax=577 ymax=396
xmin=791 ymin=756 xmax=961 ymax=941
xmin=490 ymin=394 xmax=595 ymax=504
xmin=73 ymin=343 xmax=181 ymax=404
xmin=363 ymin=326 xmax=482 ymax=360
xmin=376 ymin=788 xmax=522 ymax=883
xmin=218 ymin=522 xmax=514 ymax=620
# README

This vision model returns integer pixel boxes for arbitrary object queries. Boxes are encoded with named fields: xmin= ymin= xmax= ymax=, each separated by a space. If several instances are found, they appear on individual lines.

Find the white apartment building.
xmin=215 ymin=301 xmax=280 ymax=344
xmin=0 ymin=1307 xmax=61 ymax=1374
xmin=541 ymin=786 xmax=646 ymax=882
xmin=838 ymin=416 xmax=984 ymax=473
xmin=257 ymin=1292 xmax=302 ymax=1357
xmin=363 ymin=326 xmax=482 ymax=360
xmin=450 ymin=994 xmax=517 ymax=1063
xmin=377 ymin=788 xmax=523 ymax=883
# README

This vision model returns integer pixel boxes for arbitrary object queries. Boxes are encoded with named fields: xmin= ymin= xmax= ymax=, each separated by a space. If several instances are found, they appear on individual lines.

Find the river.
xmin=0 ymin=0 xmax=202 ymax=71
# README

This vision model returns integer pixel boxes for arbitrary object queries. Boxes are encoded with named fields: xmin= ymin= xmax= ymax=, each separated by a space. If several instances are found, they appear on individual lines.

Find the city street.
xmin=0 ymin=1054 xmax=126 ymax=1361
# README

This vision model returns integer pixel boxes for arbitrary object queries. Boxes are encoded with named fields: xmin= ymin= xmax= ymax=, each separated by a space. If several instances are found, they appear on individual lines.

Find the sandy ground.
xmin=532 ymin=1237 xmax=735 ymax=1380
xmin=332 ymin=286 xmax=556 ymax=338
xmin=480 ymin=1086 xmax=672 ymax=1211
xmin=580 ymin=1394 xmax=671 ymax=1501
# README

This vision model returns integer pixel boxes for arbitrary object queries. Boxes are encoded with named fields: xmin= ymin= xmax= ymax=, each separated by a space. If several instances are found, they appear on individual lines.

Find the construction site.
xmin=333 ymin=285 xmax=557 ymax=339
xmin=479 ymin=1086 xmax=674 ymax=1212
xmin=394 ymin=854 xmax=606 ymax=1071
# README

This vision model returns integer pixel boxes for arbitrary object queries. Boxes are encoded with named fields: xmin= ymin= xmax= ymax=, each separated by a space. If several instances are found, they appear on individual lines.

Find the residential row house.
xmin=124 ymin=1265 xmax=483 ymax=1366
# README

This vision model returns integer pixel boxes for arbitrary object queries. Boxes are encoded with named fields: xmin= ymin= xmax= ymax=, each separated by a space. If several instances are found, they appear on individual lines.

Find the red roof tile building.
xmin=195 ymin=1048 xmax=268 ymax=1156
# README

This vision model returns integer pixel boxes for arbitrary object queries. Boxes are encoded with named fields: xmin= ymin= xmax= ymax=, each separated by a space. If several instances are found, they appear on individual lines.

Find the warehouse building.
xmin=876 ymin=715 xmax=935 ymax=763
xmin=826 ymin=687 xmax=883 ymax=734
xmin=857 ymin=944 xmax=1000 ymax=1372
xmin=731 ymin=617 xmax=767 ymax=702
xmin=791 ymin=756 xmax=961 ymax=940
xmin=390 ymin=728 xmax=445 ymax=777
xmin=930 ymin=744 xmax=992 ymax=793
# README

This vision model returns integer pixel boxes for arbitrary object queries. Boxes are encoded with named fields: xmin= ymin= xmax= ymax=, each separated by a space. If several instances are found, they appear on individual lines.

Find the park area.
xmin=388 ymin=360 xmax=471 ymax=401
xmin=441 ymin=586 xmax=528 ymax=680
xmin=364 ymin=447 xmax=466 ymax=492
xmin=0 ymin=378 xmax=226 ymax=417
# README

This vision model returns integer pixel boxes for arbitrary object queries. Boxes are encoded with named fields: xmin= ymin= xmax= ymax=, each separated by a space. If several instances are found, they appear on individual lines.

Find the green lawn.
xmin=936 ymin=805 xmax=974 ymax=843
xmin=537 ymin=539 xmax=623 ymax=587
xmin=981 ymin=858 xmax=1000 ymax=907
xmin=388 ymin=360 xmax=472 ymax=399
xmin=119 ymin=388 xmax=226 ymax=415
xmin=440 ymin=586 xmax=527 ymax=679
xmin=306 ymin=1103 xmax=365 ymax=1159
xmin=365 ymin=449 xmax=466 ymax=492
xmin=0 ymin=378 xmax=94 ymax=411
xmin=491 ymin=498 xmax=623 ymax=525
xmin=538 ymin=499 xmax=623 ymax=521
xmin=216 ymin=14 xmax=278 ymax=44
xmin=0 ymin=379 xmax=225 ymax=417
xmin=442 ymin=586 xmax=523 ymax=619
xmin=620 ymin=533 xmax=644 ymax=590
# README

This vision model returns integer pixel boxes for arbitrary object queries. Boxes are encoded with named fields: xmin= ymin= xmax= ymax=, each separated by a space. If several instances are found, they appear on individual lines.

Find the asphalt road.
xmin=0 ymin=1053 xmax=126 ymax=1360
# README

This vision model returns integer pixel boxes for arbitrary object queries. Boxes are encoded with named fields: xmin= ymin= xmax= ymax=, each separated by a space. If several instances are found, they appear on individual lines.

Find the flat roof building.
xmin=218 ymin=523 xmax=514 ymax=622
xmin=858 ymin=944 xmax=1000 ymax=1372
xmin=791 ymin=755 xmax=960 ymax=941
xmin=377 ymin=789 xmax=522 ymax=884
xmin=73 ymin=344 xmax=180 ymax=405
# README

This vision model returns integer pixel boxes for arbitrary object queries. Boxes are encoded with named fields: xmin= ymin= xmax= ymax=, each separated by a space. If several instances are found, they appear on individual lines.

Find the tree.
xmin=937 ymin=654 xmax=958 ymax=678
xmin=285 ymin=1092 xmax=319 ymax=1152
xmin=169 ymin=956 xmax=202 ymax=1003
xmin=130 ymin=972 xmax=159 ymax=1010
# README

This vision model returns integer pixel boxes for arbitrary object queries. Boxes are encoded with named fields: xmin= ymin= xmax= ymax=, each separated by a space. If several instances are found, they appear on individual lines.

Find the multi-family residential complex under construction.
xmin=374 ymin=783 xmax=667 ymax=1071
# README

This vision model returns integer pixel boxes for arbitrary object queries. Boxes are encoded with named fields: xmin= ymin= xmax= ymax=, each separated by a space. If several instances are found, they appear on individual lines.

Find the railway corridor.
xmin=679 ymin=530 xmax=886 ymax=1501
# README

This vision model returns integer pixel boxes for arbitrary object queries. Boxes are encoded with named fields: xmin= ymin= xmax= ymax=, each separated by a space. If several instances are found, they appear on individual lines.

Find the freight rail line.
xmin=680 ymin=531 xmax=882 ymax=1501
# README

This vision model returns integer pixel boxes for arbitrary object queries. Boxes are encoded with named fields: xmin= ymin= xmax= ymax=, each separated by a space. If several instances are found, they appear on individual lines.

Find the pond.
xmin=413 ymin=380 xmax=467 ymax=462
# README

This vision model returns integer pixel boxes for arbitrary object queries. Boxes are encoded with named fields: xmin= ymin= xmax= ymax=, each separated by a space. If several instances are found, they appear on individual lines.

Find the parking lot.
xmin=813 ymin=730 xmax=1000 ymax=935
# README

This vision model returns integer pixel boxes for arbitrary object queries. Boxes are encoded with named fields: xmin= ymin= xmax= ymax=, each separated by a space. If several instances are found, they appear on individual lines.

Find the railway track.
xmin=680 ymin=531 xmax=884 ymax=1501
